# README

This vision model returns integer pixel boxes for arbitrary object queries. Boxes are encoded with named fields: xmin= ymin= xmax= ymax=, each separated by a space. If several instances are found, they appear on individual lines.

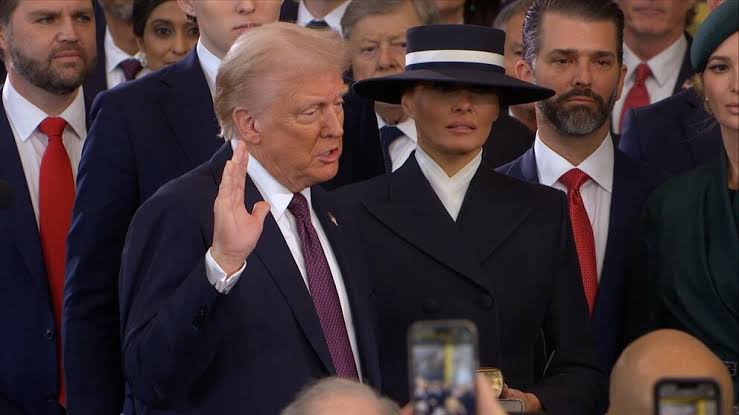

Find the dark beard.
xmin=9 ymin=42 xmax=95 ymax=95
xmin=537 ymin=86 xmax=617 ymax=136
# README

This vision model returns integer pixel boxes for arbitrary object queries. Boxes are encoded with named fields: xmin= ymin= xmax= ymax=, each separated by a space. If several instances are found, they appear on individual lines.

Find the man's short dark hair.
xmin=521 ymin=0 xmax=624 ymax=66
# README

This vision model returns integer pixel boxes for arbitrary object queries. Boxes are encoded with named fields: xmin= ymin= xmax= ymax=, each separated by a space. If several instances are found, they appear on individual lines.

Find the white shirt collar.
xmin=230 ymin=140 xmax=311 ymax=222
xmin=2 ymin=78 xmax=86 ymax=142
xmin=534 ymin=132 xmax=614 ymax=193
xmin=196 ymin=39 xmax=222 ymax=97
xmin=415 ymin=145 xmax=482 ymax=221
xmin=623 ymin=34 xmax=687 ymax=88
xmin=297 ymin=0 xmax=351 ymax=35
xmin=104 ymin=26 xmax=140 ymax=74
xmin=375 ymin=114 xmax=418 ymax=143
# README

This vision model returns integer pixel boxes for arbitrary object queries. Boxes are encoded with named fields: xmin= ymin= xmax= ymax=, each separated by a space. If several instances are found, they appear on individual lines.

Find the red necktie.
xmin=288 ymin=193 xmax=359 ymax=379
xmin=38 ymin=116 xmax=74 ymax=406
xmin=559 ymin=168 xmax=598 ymax=315
xmin=619 ymin=63 xmax=652 ymax=132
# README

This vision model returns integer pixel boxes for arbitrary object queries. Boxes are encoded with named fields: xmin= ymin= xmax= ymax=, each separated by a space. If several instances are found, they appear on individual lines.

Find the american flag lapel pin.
xmin=328 ymin=212 xmax=338 ymax=227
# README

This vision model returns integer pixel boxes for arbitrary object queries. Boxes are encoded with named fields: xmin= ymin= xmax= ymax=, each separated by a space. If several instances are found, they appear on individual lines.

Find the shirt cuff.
xmin=205 ymin=248 xmax=245 ymax=294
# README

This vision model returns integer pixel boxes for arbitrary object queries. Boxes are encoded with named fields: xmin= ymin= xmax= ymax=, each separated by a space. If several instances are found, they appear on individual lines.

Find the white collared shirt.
xmin=612 ymin=35 xmax=688 ymax=133
xmin=376 ymin=114 xmax=418 ymax=172
xmin=104 ymin=27 xmax=143 ymax=89
xmin=297 ymin=0 xmax=351 ymax=35
xmin=2 ymin=78 xmax=87 ymax=226
xmin=205 ymin=140 xmax=362 ymax=378
xmin=534 ymin=133 xmax=614 ymax=280
xmin=196 ymin=39 xmax=222 ymax=98
xmin=415 ymin=145 xmax=482 ymax=221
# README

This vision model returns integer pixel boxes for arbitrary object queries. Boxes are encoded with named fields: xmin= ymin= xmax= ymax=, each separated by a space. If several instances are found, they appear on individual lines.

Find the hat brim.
xmin=352 ymin=67 xmax=554 ymax=106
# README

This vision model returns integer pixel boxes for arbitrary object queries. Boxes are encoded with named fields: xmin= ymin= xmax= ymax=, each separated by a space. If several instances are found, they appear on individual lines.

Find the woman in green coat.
xmin=638 ymin=0 xmax=739 ymax=405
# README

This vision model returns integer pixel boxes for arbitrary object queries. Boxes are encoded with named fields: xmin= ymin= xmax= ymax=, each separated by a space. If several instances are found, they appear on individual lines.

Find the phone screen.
xmin=656 ymin=379 xmax=720 ymax=415
xmin=409 ymin=321 xmax=477 ymax=415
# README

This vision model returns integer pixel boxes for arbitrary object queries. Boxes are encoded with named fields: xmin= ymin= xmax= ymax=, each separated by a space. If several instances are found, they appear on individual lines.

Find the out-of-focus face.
xmin=518 ymin=13 xmax=626 ymax=136
xmin=434 ymin=0 xmax=465 ymax=15
xmin=617 ymin=0 xmax=695 ymax=39
xmin=176 ymin=0 xmax=280 ymax=59
xmin=138 ymin=0 xmax=198 ymax=71
xmin=402 ymin=83 xmax=499 ymax=163
xmin=0 ymin=0 xmax=97 ymax=95
xmin=348 ymin=2 xmax=421 ymax=82
xmin=247 ymin=71 xmax=347 ymax=192
xmin=703 ymin=32 xmax=739 ymax=133
xmin=99 ymin=0 xmax=134 ymax=21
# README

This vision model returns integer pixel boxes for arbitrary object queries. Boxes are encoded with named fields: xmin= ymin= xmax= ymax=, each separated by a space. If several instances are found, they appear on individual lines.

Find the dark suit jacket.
xmin=64 ymin=50 xmax=223 ymax=415
xmin=483 ymin=112 xmax=535 ymax=168
xmin=336 ymin=157 xmax=606 ymax=414
xmin=280 ymin=0 xmax=299 ymax=22
xmin=0 ymin=93 xmax=84 ymax=415
xmin=618 ymin=88 xmax=723 ymax=175
xmin=497 ymin=145 xmax=667 ymax=372
xmin=119 ymin=143 xmax=381 ymax=414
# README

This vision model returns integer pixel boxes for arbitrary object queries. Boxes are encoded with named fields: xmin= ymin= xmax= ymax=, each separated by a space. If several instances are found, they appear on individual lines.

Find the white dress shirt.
xmin=297 ymin=0 xmax=351 ymax=35
xmin=2 ymin=78 xmax=87 ymax=226
xmin=376 ymin=115 xmax=418 ymax=172
xmin=205 ymin=141 xmax=362 ymax=378
xmin=533 ymin=134 xmax=614 ymax=280
xmin=196 ymin=39 xmax=222 ymax=98
xmin=104 ymin=27 xmax=143 ymax=89
xmin=612 ymin=35 xmax=688 ymax=134
xmin=415 ymin=146 xmax=482 ymax=221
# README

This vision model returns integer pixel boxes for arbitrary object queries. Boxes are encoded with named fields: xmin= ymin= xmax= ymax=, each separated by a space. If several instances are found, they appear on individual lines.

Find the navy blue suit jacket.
xmin=497 ymin=145 xmax=666 ymax=371
xmin=119 ymin=143 xmax=381 ymax=414
xmin=0 ymin=91 xmax=89 ymax=414
xmin=618 ymin=88 xmax=723 ymax=175
xmin=64 ymin=50 xmax=223 ymax=414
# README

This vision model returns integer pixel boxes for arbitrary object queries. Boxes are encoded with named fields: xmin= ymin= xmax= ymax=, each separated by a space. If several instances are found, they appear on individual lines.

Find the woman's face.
xmin=138 ymin=0 xmax=199 ymax=71
xmin=703 ymin=32 xmax=739 ymax=133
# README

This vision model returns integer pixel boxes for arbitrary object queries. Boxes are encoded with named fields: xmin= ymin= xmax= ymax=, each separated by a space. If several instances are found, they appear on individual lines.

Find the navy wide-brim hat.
xmin=353 ymin=24 xmax=555 ymax=106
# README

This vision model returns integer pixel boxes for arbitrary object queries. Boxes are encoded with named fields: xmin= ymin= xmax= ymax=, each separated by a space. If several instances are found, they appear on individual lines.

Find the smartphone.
xmin=408 ymin=320 xmax=478 ymax=415
xmin=655 ymin=378 xmax=721 ymax=415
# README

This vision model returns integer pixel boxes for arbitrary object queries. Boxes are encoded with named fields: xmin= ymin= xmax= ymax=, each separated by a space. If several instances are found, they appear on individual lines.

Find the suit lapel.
xmin=457 ymin=164 xmax=534 ymax=265
xmin=362 ymin=157 xmax=495 ymax=294
xmin=0 ymin=98 xmax=49 ymax=297
xmin=159 ymin=51 xmax=223 ymax=167
xmin=207 ymin=144 xmax=335 ymax=374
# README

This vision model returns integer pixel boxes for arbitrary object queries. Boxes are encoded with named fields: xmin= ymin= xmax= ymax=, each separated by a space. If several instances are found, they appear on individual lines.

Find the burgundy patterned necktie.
xmin=288 ymin=192 xmax=358 ymax=379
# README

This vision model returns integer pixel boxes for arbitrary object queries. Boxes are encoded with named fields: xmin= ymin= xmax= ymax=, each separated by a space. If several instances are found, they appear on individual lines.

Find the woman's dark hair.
xmin=132 ymin=0 xmax=170 ymax=37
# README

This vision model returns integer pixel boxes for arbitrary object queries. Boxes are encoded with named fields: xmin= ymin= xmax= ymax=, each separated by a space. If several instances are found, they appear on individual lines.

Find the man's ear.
xmin=400 ymin=88 xmax=415 ymax=119
xmin=176 ymin=0 xmax=196 ymax=17
xmin=516 ymin=59 xmax=534 ymax=83
xmin=233 ymin=107 xmax=261 ymax=145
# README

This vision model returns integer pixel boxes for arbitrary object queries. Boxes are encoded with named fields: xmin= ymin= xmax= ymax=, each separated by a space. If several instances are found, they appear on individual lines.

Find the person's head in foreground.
xmin=353 ymin=24 xmax=553 ymax=176
xmin=281 ymin=377 xmax=399 ymax=415
xmin=607 ymin=329 xmax=734 ymax=415
xmin=214 ymin=22 xmax=350 ymax=191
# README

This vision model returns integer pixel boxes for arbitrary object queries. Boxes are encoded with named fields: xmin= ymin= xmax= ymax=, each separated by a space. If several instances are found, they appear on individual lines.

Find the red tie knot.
xmin=634 ymin=63 xmax=652 ymax=84
xmin=39 ymin=117 xmax=68 ymax=141
xmin=559 ymin=168 xmax=590 ymax=192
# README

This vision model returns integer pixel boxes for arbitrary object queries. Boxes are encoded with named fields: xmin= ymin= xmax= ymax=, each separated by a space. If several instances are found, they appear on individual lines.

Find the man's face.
xmin=517 ymin=13 xmax=626 ymax=136
xmin=402 ymin=83 xmax=499 ymax=161
xmin=434 ymin=0 xmax=465 ymax=15
xmin=0 ymin=0 xmax=97 ymax=95
xmin=617 ymin=0 xmax=695 ymax=39
xmin=249 ymin=71 xmax=347 ymax=192
xmin=98 ymin=0 xmax=134 ymax=21
xmin=348 ymin=2 xmax=422 ymax=82
xmin=176 ymin=0 xmax=281 ymax=59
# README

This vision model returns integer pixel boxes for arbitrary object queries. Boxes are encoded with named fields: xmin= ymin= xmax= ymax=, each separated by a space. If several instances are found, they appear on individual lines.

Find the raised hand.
xmin=211 ymin=140 xmax=271 ymax=276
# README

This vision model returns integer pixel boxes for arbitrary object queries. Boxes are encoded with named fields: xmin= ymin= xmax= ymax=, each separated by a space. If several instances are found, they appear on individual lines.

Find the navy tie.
xmin=379 ymin=126 xmax=405 ymax=173
xmin=287 ymin=192 xmax=358 ymax=379
xmin=306 ymin=19 xmax=329 ymax=29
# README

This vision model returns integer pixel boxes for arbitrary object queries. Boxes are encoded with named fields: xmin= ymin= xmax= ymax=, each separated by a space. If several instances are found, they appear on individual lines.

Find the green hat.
xmin=691 ymin=0 xmax=739 ymax=72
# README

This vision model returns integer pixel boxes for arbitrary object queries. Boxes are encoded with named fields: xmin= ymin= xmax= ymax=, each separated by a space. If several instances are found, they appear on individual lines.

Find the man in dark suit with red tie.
xmin=498 ymin=0 xmax=666 ymax=374
xmin=63 ymin=1 xmax=283 ymax=414
xmin=0 ymin=1 xmax=96 ymax=413
xmin=119 ymin=23 xmax=380 ymax=414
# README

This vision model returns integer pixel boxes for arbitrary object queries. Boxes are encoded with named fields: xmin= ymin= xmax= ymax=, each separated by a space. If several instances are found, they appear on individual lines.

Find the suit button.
xmin=44 ymin=329 xmax=55 ymax=341
xmin=192 ymin=306 xmax=209 ymax=328
xmin=421 ymin=297 xmax=441 ymax=313
xmin=479 ymin=294 xmax=494 ymax=309
xmin=199 ymin=306 xmax=209 ymax=318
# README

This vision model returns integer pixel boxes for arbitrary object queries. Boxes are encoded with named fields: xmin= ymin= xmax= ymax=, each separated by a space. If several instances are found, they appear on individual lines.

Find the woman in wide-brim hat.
xmin=635 ymin=0 xmax=739 ymax=407
xmin=337 ymin=24 xmax=607 ymax=414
